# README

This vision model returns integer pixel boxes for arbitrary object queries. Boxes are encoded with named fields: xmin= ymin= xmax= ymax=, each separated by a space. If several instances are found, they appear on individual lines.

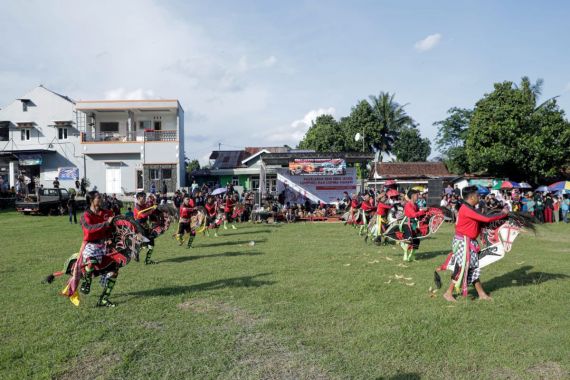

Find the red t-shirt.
xmin=81 ymin=209 xmax=113 ymax=242
xmin=376 ymin=202 xmax=391 ymax=216
xmin=404 ymin=201 xmax=426 ymax=219
xmin=179 ymin=199 xmax=196 ymax=219
xmin=205 ymin=203 xmax=217 ymax=217
xmin=360 ymin=199 xmax=374 ymax=211
xmin=455 ymin=203 xmax=506 ymax=239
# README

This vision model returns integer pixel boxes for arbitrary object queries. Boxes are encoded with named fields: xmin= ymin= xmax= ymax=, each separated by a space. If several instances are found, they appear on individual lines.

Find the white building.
xmin=0 ymin=86 xmax=186 ymax=194
xmin=0 ymin=85 xmax=81 ymax=191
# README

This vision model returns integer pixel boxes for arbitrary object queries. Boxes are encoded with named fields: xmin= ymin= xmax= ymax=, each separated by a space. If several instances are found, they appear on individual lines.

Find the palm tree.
xmin=367 ymin=92 xmax=415 ymax=160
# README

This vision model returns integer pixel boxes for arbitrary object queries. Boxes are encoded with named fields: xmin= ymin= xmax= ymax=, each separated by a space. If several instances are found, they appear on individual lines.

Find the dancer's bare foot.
xmin=443 ymin=292 xmax=457 ymax=302
xmin=478 ymin=293 xmax=493 ymax=301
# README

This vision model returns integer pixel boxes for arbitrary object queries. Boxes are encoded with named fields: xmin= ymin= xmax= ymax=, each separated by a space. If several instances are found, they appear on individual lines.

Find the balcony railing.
xmin=81 ymin=130 xmax=177 ymax=143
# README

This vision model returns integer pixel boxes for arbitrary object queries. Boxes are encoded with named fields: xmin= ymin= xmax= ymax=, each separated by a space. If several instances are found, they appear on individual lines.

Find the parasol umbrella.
xmin=211 ymin=188 xmax=227 ymax=196
xmin=519 ymin=182 xmax=532 ymax=189
xmin=535 ymin=186 xmax=548 ymax=192
xmin=500 ymin=181 xmax=515 ymax=189
xmin=555 ymin=189 xmax=570 ymax=195
xmin=476 ymin=185 xmax=490 ymax=195
xmin=548 ymin=181 xmax=570 ymax=191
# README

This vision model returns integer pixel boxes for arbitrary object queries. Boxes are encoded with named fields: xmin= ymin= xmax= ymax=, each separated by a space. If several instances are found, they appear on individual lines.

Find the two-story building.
xmin=0 ymin=85 xmax=80 ymax=191
xmin=76 ymin=99 xmax=185 ymax=194
xmin=0 ymin=86 xmax=186 ymax=194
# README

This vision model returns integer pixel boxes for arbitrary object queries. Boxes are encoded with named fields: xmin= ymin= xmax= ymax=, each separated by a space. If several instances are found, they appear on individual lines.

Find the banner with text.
xmin=288 ymin=158 xmax=346 ymax=176
xmin=277 ymin=167 xmax=357 ymax=204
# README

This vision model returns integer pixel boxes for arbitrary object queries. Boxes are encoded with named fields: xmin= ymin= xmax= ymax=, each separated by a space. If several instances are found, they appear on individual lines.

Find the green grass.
xmin=0 ymin=211 xmax=569 ymax=379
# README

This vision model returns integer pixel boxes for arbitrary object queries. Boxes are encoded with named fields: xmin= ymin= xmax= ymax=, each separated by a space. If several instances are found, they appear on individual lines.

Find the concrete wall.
xmin=85 ymin=153 xmax=141 ymax=194
xmin=178 ymin=107 xmax=185 ymax=188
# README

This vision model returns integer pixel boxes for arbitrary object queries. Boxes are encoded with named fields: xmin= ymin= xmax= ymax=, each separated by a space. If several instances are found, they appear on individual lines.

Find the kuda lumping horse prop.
xmin=433 ymin=213 xmax=535 ymax=289
xmin=381 ymin=207 xmax=448 ymax=244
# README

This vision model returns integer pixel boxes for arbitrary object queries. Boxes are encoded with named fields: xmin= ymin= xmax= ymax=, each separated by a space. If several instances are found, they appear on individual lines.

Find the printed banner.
xmin=277 ymin=167 xmax=357 ymax=204
xmin=288 ymin=158 xmax=346 ymax=176
xmin=58 ymin=167 xmax=79 ymax=180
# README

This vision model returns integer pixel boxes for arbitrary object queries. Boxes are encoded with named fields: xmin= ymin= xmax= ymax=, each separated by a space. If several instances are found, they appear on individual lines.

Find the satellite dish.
xmin=354 ymin=132 xmax=361 ymax=142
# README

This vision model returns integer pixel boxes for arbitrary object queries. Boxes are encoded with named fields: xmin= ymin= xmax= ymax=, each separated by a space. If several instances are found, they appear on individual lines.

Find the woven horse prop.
xmin=43 ymin=216 xmax=148 ymax=305
xmin=382 ymin=207 xmax=447 ymax=244
xmin=433 ymin=213 xmax=534 ymax=289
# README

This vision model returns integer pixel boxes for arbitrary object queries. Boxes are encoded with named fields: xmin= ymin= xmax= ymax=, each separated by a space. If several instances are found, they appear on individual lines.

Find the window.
xmin=162 ymin=168 xmax=172 ymax=180
xmin=0 ymin=122 xmax=8 ymax=141
xmin=58 ymin=127 xmax=68 ymax=140
xmin=149 ymin=168 xmax=160 ymax=181
xmin=139 ymin=120 xmax=151 ymax=130
xmin=153 ymin=121 xmax=162 ymax=130
xmin=100 ymin=122 xmax=119 ymax=133
xmin=251 ymin=177 xmax=260 ymax=191
xmin=231 ymin=176 xmax=239 ymax=186
xmin=21 ymin=128 xmax=31 ymax=141
xmin=22 ymin=102 xmax=28 ymax=112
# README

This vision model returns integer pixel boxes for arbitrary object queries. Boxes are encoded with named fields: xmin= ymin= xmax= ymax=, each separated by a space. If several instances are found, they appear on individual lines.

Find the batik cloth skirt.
xmin=447 ymin=235 xmax=481 ymax=293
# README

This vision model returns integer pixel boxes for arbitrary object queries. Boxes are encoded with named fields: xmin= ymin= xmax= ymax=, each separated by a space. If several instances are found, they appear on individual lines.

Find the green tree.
xmin=298 ymin=114 xmax=347 ymax=151
xmin=392 ymin=127 xmax=431 ymax=162
xmin=186 ymin=159 xmax=201 ymax=173
xmin=368 ymin=92 xmax=415 ymax=157
xmin=433 ymin=107 xmax=473 ymax=174
xmin=342 ymin=100 xmax=378 ymax=152
xmin=466 ymin=77 xmax=570 ymax=183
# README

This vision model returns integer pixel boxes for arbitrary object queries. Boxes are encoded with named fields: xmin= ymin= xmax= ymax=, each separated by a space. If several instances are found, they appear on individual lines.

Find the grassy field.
xmin=0 ymin=210 xmax=569 ymax=380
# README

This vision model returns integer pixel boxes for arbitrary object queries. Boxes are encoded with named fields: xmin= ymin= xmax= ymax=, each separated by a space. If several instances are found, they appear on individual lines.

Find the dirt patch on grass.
xmin=59 ymin=347 xmax=120 ymax=380
xmin=177 ymin=298 xmax=262 ymax=328
xmin=231 ymin=332 xmax=330 ymax=380
xmin=178 ymin=298 xmax=329 ymax=379
xmin=526 ymin=361 xmax=567 ymax=379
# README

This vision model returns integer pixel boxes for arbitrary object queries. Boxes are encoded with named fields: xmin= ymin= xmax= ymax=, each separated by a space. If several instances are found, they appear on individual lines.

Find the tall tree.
xmin=466 ymin=77 xmax=570 ymax=183
xmin=298 ymin=114 xmax=347 ymax=152
xmin=433 ymin=107 xmax=473 ymax=174
xmin=186 ymin=159 xmax=201 ymax=173
xmin=393 ymin=127 xmax=431 ymax=162
xmin=368 ymin=92 xmax=415 ymax=158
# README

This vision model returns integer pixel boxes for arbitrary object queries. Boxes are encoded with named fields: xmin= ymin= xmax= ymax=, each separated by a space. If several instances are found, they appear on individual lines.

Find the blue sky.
xmin=1 ymin=0 xmax=569 ymax=163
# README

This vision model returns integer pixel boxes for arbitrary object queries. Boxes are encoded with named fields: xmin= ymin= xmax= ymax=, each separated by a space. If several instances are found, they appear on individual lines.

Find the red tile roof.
xmin=371 ymin=162 xmax=450 ymax=179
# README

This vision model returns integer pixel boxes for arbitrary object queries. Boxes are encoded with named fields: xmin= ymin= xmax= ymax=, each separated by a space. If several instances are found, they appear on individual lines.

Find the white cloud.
xmin=291 ymin=107 xmax=336 ymax=130
xmin=414 ymin=33 xmax=442 ymax=52
xmin=266 ymin=107 xmax=336 ymax=145
xmin=104 ymin=88 xmax=157 ymax=100
xmin=563 ymin=82 xmax=570 ymax=93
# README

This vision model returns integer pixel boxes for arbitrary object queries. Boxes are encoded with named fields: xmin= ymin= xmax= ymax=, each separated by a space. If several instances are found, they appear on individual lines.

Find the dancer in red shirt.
xmin=177 ymin=195 xmax=196 ymax=247
xmin=442 ymin=186 xmax=507 ymax=302
xmin=204 ymin=195 xmax=220 ymax=237
xmin=400 ymin=189 xmax=426 ymax=261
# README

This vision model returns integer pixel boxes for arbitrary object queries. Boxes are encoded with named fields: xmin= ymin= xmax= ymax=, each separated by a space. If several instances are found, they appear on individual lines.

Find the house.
xmin=76 ymin=99 xmax=185 ymax=194
xmin=368 ymin=162 xmax=453 ymax=187
xmin=0 ymin=86 xmax=186 ymax=194
xmin=0 ymin=85 xmax=80 ymax=190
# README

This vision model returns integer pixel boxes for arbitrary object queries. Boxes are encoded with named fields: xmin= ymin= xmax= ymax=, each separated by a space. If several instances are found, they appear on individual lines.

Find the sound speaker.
xmin=427 ymin=178 xmax=443 ymax=206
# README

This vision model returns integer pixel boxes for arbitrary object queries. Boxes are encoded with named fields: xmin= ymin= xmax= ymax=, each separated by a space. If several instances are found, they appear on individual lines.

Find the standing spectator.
xmin=535 ymin=194 xmax=544 ymax=223
xmin=162 ymin=180 xmax=168 ymax=195
xmin=526 ymin=196 xmax=535 ymax=217
xmin=553 ymin=196 xmax=560 ymax=223
xmin=561 ymin=195 xmax=569 ymax=223
xmin=75 ymin=178 xmax=80 ymax=193
xmin=68 ymin=193 xmax=77 ymax=224
xmin=53 ymin=177 xmax=60 ymax=189
xmin=444 ymin=184 xmax=453 ymax=196
xmin=544 ymin=193 xmax=554 ymax=223
xmin=125 ymin=207 xmax=134 ymax=218
xmin=150 ymin=181 xmax=157 ymax=195
xmin=80 ymin=178 xmax=87 ymax=196
xmin=191 ymin=179 xmax=199 ymax=193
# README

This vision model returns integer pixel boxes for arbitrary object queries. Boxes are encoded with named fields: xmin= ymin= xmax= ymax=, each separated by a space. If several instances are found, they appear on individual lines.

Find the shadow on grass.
xmin=160 ymin=250 xmax=264 ymax=263
xmin=221 ymin=229 xmax=273 ymax=236
xmin=127 ymin=273 xmax=275 ymax=297
xmin=384 ymin=374 xmax=421 ymax=380
xmin=416 ymin=250 xmax=450 ymax=260
xmin=197 ymin=238 xmax=267 ymax=248
xmin=486 ymin=265 xmax=570 ymax=293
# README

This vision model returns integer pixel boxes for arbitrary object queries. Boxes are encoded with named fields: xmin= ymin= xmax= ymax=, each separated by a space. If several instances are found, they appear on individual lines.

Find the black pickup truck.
xmin=15 ymin=188 xmax=71 ymax=215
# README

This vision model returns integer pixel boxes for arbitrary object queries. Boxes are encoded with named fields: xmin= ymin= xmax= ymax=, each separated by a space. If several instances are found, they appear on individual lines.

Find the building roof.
xmin=211 ymin=150 xmax=250 ymax=169
xmin=371 ymin=162 xmax=450 ymax=179
xmin=76 ymin=99 xmax=181 ymax=111
xmin=262 ymin=151 xmax=373 ymax=165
